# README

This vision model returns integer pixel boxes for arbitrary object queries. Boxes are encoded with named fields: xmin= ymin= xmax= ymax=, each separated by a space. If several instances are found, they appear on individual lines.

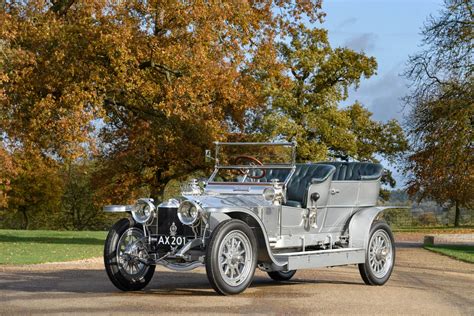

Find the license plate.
xmin=156 ymin=235 xmax=188 ymax=246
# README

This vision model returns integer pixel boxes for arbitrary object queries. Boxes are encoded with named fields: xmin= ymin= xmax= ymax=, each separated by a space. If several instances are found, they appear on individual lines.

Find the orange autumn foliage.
xmin=1 ymin=1 xmax=324 ymax=203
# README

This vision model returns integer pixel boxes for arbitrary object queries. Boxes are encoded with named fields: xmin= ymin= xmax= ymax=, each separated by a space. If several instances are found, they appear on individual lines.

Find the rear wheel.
xmin=358 ymin=221 xmax=395 ymax=285
xmin=104 ymin=218 xmax=155 ymax=291
xmin=267 ymin=270 xmax=297 ymax=281
xmin=206 ymin=219 xmax=258 ymax=295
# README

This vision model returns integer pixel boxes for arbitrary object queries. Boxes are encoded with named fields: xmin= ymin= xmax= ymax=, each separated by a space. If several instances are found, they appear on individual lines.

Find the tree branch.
xmin=49 ymin=0 xmax=75 ymax=16
xmin=138 ymin=60 xmax=183 ymax=83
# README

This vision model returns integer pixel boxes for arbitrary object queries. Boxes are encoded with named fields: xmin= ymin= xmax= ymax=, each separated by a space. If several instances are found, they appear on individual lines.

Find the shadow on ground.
xmin=0 ymin=267 xmax=363 ymax=299
xmin=0 ymin=243 xmax=420 ymax=298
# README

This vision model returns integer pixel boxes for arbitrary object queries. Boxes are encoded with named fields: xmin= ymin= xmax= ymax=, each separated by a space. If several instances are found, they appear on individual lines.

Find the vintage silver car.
xmin=103 ymin=142 xmax=395 ymax=295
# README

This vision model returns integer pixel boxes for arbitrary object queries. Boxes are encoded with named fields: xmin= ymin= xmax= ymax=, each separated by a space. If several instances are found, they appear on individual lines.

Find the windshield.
xmin=216 ymin=142 xmax=295 ymax=166
xmin=208 ymin=142 xmax=296 ymax=184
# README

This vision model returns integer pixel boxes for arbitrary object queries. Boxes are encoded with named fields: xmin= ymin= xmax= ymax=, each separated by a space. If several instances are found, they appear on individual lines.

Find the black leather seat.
xmin=317 ymin=162 xmax=383 ymax=181
xmin=262 ymin=168 xmax=291 ymax=182
xmin=285 ymin=164 xmax=335 ymax=208
xmin=262 ymin=162 xmax=381 ymax=208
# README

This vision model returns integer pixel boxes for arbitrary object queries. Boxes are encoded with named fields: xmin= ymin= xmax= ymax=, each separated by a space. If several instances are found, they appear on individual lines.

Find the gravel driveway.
xmin=0 ymin=244 xmax=473 ymax=315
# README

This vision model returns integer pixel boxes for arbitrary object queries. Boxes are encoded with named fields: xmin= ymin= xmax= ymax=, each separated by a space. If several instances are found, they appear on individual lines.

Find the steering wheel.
xmin=234 ymin=155 xmax=266 ymax=179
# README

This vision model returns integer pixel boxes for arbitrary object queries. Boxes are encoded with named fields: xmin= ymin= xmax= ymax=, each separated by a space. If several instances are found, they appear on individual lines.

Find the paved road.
xmin=0 ymin=245 xmax=473 ymax=315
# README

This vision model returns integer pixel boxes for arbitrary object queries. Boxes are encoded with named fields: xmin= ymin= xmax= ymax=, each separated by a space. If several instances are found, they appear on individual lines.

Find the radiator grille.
xmin=156 ymin=207 xmax=195 ymax=237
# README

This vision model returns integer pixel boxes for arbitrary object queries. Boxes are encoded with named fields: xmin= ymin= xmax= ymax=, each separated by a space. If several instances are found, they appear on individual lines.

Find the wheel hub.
xmin=375 ymin=247 xmax=388 ymax=261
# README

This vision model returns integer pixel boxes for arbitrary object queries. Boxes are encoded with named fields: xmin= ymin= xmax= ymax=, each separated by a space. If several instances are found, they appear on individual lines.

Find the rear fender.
xmin=348 ymin=206 xmax=399 ymax=249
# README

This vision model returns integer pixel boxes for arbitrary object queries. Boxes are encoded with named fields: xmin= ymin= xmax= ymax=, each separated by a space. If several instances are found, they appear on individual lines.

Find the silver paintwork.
xmin=161 ymin=261 xmax=204 ymax=271
xmin=181 ymin=179 xmax=203 ymax=195
xmin=104 ymin=205 xmax=132 ymax=212
xmin=275 ymin=247 xmax=365 ymax=270
xmin=184 ymin=195 xmax=286 ymax=269
xmin=104 ymin=141 xmax=396 ymax=275
xmin=348 ymin=206 xmax=398 ymax=249
xmin=158 ymin=198 xmax=180 ymax=208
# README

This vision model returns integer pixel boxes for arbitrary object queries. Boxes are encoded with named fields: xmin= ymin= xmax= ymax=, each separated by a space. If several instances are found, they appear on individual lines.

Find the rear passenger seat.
xmin=285 ymin=164 xmax=335 ymax=208
xmin=316 ymin=162 xmax=383 ymax=181
xmin=261 ymin=162 xmax=382 ymax=208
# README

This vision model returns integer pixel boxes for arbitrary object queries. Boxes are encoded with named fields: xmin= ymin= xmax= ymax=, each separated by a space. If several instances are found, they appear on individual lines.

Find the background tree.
xmin=3 ymin=150 xmax=63 ymax=229
xmin=257 ymin=25 xmax=407 ymax=192
xmin=60 ymin=162 xmax=110 ymax=230
xmin=404 ymin=0 xmax=473 ymax=226
xmin=0 ymin=144 xmax=15 ymax=208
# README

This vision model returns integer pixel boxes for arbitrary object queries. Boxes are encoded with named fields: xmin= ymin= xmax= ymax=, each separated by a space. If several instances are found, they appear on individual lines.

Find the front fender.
xmin=208 ymin=209 xmax=285 ymax=270
xmin=348 ymin=206 xmax=400 ymax=249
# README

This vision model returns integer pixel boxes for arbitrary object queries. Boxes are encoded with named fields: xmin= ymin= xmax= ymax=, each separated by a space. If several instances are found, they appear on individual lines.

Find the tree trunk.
xmin=150 ymin=170 xmax=165 ymax=203
xmin=20 ymin=207 xmax=28 ymax=230
xmin=150 ymin=183 xmax=165 ymax=204
xmin=454 ymin=200 xmax=460 ymax=227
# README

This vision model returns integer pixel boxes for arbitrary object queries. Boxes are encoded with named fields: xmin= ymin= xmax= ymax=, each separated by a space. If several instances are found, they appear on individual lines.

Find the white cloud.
xmin=345 ymin=63 xmax=409 ymax=123
xmin=336 ymin=17 xmax=358 ymax=29
xmin=344 ymin=33 xmax=378 ymax=52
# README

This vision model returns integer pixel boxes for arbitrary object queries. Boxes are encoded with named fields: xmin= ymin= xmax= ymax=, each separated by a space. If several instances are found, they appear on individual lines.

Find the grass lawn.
xmin=0 ymin=229 xmax=107 ymax=265
xmin=424 ymin=245 xmax=474 ymax=264
xmin=393 ymin=226 xmax=474 ymax=234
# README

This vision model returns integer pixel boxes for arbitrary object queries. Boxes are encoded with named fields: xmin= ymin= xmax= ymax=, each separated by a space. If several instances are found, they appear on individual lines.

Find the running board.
xmin=273 ymin=248 xmax=365 ymax=270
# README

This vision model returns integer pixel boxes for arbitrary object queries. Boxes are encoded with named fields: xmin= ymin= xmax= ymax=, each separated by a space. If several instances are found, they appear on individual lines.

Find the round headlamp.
xmin=178 ymin=200 xmax=202 ymax=226
xmin=263 ymin=187 xmax=276 ymax=201
xmin=131 ymin=199 xmax=155 ymax=224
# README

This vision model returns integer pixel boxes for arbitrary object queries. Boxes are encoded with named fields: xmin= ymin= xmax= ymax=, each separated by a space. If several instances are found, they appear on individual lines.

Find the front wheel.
xmin=359 ymin=221 xmax=395 ymax=285
xmin=206 ymin=219 xmax=258 ymax=295
xmin=104 ymin=218 xmax=155 ymax=291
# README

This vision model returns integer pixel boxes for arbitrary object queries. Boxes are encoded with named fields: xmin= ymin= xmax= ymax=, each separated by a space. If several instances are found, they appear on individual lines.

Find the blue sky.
xmin=316 ymin=0 xmax=444 ymax=187
xmin=322 ymin=0 xmax=443 ymax=122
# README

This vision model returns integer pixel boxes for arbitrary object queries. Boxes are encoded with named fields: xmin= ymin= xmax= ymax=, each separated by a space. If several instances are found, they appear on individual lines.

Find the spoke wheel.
xmin=368 ymin=230 xmax=393 ymax=278
xmin=218 ymin=231 xmax=253 ymax=287
xmin=116 ymin=228 xmax=148 ymax=278
xmin=206 ymin=219 xmax=258 ymax=295
xmin=104 ymin=218 xmax=155 ymax=291
xmin=359 ymin=221 xmax=395 ymax=286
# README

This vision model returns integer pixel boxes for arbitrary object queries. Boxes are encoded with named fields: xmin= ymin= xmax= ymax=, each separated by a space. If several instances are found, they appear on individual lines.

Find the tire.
xmin=267 ymin=270 xmax=297 ymax=281
xmin=358 ymin=221 xmax=395 ymax=286
xmin=206 ymin=219 xmax=258 ymax=295
xmin=104 ymin=218 xmax=155 ymax=291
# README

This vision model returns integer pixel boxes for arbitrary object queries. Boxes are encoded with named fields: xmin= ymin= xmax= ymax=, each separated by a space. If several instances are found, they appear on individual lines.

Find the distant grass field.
xmin=0 ymin=230 xmax=107 ymax=265
xmin=424 ymin=245 xmax=474 ymax=264
xmin=393 ymin=226 xmax=474 ymax=233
